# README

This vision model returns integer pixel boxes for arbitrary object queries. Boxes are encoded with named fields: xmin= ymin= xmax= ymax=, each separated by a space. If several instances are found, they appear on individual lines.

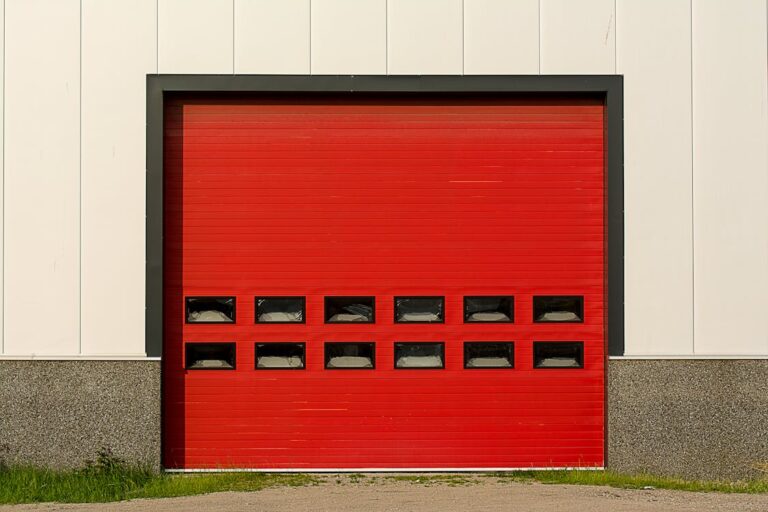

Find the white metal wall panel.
xmin=80 ymin=0 xmax=156 ymax=356
xmin=4 ymin=0 xmax=80 ymax=355
xmin=692 ymin=0 xmax=768 ymax=355
xmin=617 ymin=0 xmax=694 ymax=356
xmin=387 ymin=0 xmax=463 ymax=74
xmin=0 ymin=0 xmax=4 ymax=354
xmin=311 ymin=0 xmax=386 ymax=74
xmin=463 ymin=0 xmax=538 ymax=74
xmin=159 ymin=0 xmax=234 ymax=74
xmin=540 ymin=0 xmax=615 ymax=74
xmin=234 ymin=0 xmax=309 ymax=74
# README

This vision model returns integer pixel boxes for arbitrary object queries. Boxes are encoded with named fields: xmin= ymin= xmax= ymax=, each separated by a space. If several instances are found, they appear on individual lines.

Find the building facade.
xmin=1 ymin=0 xmax=767 ymax=479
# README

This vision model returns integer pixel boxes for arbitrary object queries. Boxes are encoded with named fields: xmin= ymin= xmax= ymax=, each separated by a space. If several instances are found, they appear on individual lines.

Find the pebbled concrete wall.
xmin=2 ymin=359 xmax=767 ymax=480
xmin=0 ymin=360 xmax=160 ymax=470
xmin=608 ymin=359 xmax=768 ymax=481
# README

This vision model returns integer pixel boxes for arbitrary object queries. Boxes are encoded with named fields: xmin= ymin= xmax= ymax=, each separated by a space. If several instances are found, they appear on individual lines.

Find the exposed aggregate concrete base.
xmin=0 ymin=361 xmax=160 ymax=470
xmin=608 ymin=359 xmax=768 ymax=480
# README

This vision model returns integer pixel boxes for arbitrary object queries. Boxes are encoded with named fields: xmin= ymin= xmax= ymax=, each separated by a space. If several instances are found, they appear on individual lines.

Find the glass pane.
xmin=186 ymin=297 xmax=235 ymax=323
xmin=464 ymin=296 xmax=514 ymax=323
xmin=255 ymin=343 xmax=305 ymax=369
xmin=256 ymin=297 xmax=305 ymax=323
xmin=394 ymin=343 xmax=445 ymax=369
xmin=185 ymin=342 xmax=236 ymax=370
xmin=394 ymin=297 xmax=444 ymax=323
xmin=464 ymin=342 xmax=514 ymax=368
xmin=325 ymin=297 xmax=375 ymax=323
xmin=533 ymin=342 xmax=584 ymax=368
xmin=533 ymin=296 xmax=583 ymax=323
xmin=325 ymin=342 xmax=375 ymax=369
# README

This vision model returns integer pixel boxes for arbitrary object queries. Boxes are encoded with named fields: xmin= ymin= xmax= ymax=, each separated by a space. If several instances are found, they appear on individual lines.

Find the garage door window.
xmin=394 ymin=342 xmax=445 ymax=369
xmin=256 ymin=297 xmax=305 ymax=323
xmin=255 ymin=343 xmax=305 ymax=369
xmin=185 ymin=297 xmax=235 ymax=323
xmin=464 ymin=296 xmax=514 ymax=323
xmin=325 ymin=297 xmax=375 ymax=323
xmin=464 ymin=342 xmax=514 ymax=368
xmin=325 ymin=342 xmax=375 ymax=369
xmin=533 ymin=342 xmax=584 ymax=369
xmin=533 ymin=296 xmax=583 ymax=323
xmin=185 ymin=342 xmax=236 ymax=370
xmin=394 ymin=297 xmax=444 ymax=323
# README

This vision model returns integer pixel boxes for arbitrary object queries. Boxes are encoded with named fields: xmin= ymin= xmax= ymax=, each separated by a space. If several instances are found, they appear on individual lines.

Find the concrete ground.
xmin=3 ymin=475 xmax=768 ymax=512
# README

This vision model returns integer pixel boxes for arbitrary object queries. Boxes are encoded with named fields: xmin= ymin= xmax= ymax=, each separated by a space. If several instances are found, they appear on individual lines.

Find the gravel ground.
xmin=3 ymin=475 xmax=768 ymax=512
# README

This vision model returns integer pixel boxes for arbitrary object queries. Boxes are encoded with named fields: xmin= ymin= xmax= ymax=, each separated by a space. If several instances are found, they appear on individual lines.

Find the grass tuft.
xmin=488 ymin=470 xmax=768 ymax=494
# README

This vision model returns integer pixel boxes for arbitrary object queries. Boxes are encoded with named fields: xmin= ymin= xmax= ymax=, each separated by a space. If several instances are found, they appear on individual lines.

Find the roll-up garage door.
xmin=163 ymin=95 xmax=606 ymax=470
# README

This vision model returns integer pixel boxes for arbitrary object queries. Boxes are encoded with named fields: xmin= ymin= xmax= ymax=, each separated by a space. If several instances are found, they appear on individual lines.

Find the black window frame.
xmin=463 ymin=296 xmax=515 ymax=323
xmin=393 ymin=342 xmax=446 ymax=370
xmin=533 ymin=295 xmax=585 ymax=324
xmin=324 ymin=296 xmax=376 ymax=324
xmin=533 ymin=341 xmax=585 ymax=369
xmin=463 ymin=341 xmax=515 ymax=369
xmin=185 ymin=342 xmax=237 ymax=370
xmin=254 ymin=342 xmax=306 ymax=370
xmin=324 ymin=342 xmax=376 ymax=370
xmin=184 ymin=296 xmax=236 ymax=324
xmin=255 ymin=296 xmax=306 ymax=324
xmin=393 ymin=296 xmax=445 ymax=324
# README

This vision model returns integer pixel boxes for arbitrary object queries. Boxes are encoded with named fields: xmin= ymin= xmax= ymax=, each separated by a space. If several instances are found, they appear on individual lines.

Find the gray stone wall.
xmin=608 ymin=359 xmax=768 ymax=481
xmin=0 ymin=360 xmax=160 ymax=470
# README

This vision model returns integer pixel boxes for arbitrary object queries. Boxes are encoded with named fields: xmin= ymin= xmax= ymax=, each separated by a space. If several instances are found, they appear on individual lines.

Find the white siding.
xmin=0 ymin=0 xmax=4 ymax=354
xmin=311 ymin=0 xmax=386 ymax=74
xmin=387 ymin=0 xmax=463 ymax=74
xmin=692 ymin=0 xmax=768 ymax=355
xmin=540 ymin=0 xmax=615 ymax=74
xmin=234 ymin=0 xmax=310 ymax=74
xmin=4 ymin=0 xmax=81 ymax=355
xmin=1 ymin=0 xmax=766 ymax=358
xmin=159 ymin=0 xmax=234 ymax=74
xmin=80 ymin=0 xmax=156 ymax=356
xmin=464 ymin=0 xmax=539 ymax=74
xmin=618 ymin=0 xmax=694 ymax=356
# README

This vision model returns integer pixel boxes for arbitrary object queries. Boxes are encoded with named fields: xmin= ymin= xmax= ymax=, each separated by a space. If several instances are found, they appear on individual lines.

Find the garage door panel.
xmin=163 ymin=95 xmax=606 ymax=469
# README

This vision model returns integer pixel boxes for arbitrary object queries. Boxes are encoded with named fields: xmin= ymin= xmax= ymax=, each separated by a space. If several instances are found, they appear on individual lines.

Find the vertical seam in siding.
xmin=78 ymin=0 xmax=83 ymax=355
xmin=537 ymin=0 xmax=541 ymax=74
xmin=385 ymin=0 xmax=388 ymax=75
xmin=690 ymin=0 xmax=695 ymax=354
xmin=461 ymin=0 xmax=464 ymax=75
xmin=308 ymin=0 xmax=312 ymax=74
xmin=232 ymin=0 xmax=235 ymax=73
xmin=613 ymin=0 xmax=616 ymax=73
xmin=156 ymin=0 xmax=159 ymax=72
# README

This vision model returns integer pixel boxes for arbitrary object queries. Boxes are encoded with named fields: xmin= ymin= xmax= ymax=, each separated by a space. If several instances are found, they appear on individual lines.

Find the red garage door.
xmin=163 ymin=95 xmax=606 ymax=470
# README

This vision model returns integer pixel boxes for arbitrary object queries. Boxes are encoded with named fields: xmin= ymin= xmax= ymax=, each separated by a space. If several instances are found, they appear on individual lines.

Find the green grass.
xmin=488 ymin=470 xmax=768 ymax=494
xmin=0 ymin=466 xmax=317 ymax=505
xmin=2 ymin=464 xmax=767 ymax=505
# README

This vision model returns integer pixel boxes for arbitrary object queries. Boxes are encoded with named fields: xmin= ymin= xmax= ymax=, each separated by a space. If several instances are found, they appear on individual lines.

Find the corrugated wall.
xmin=0 ymin=0 xmax=766 ymax=358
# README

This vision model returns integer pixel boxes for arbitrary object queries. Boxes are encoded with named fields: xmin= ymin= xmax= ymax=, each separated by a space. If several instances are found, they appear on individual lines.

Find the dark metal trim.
xmin=146 ymin=74 xmax=624 ymax=357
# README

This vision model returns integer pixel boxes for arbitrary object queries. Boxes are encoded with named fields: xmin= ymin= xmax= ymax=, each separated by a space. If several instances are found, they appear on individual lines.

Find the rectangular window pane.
xmin=394 ymin=297 xmax=444 ymax=323
xmin=256 ymin=297 xmax=305 ymax=323
xmin=464 ymin=296 xmax=514 ymax=323
xmin=324 ymin=297 xmax=375 ymax=323
xmin=185 ymin=342 xmax=236 ymax=370
xmin=324 ymin=342 xmax=375 ymax=369
xmin=394 ymin=342 xmax=445 ymax=369
xmin=533 ymin=296 xmax=584 ymax=323
xmin=185 ymin=296 xmax=235 ymax=323
xmin=533 ymin=342 xmax=584 ymax=369
xmin=464 ymin=342 xmax=514 ymax=368
xmin=255 ymin=343 xmax=305 ymax=369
